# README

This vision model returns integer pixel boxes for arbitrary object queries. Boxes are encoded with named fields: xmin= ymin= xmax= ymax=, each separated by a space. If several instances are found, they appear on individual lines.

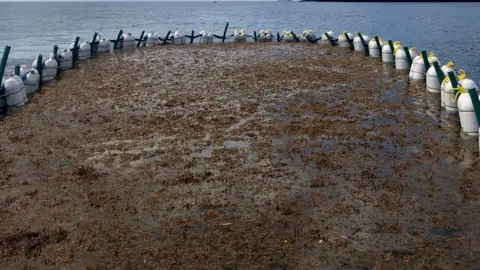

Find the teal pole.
xmin=137 ymin=30 xmax=145 ymax=48
xmin=403 ymin=46 xmax=412 ymax=67
xmin=91 ymin=32 xmax=98 ymax=55
xmin=222 ymin=22 xmax=229 ymax=43
xmin=325 ymin=32 xmax=335 ymax=46
xmin=421 ymin=50 xmax=430 ymax=71
xmin=190 ymin=30 xmax=195 ymax=44
xmin=432 ymin=61 xmax=445 ymax=85
xmin=357 ymin=33 xmax=368 ymax=54
xmin=114 ymin=29 xmax=123 ymax=50
xmin=467 ymin=88 xmax=480 ymax=126
xmin=447 ymin=71 xmax=459 ymax=96
xmin=163 ymin=31 xmax=171 ymax=45
xmin=374 ymin=36 xmax=382 ymax=58
xmin=344 ymin=33 xmax=353 ymax=50
xmin=72 ymin=36 xmax=80 ymax=67
xmin=36 ymin=54 xmax=43 ymax=88
xmin=53 ymin=45 xmax=58 ymax=58
xmin=253 ymin=31 xmax=257 ymax=42
xmin=0 ymin=45 xmax=11 ymax=80
xmin=388 ymin=40 xmax=394 ymax=53
xmin=14 ymin=64 xmax=20 ymax=76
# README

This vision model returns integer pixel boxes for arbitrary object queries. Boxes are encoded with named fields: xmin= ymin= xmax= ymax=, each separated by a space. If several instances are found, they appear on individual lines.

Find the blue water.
xmin=0 ymin=1 xmax=479 ymax=80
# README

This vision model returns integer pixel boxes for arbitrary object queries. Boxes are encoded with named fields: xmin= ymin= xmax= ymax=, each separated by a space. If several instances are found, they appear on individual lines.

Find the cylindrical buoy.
xmin=368 ymin=38 xmax=383 ymax=57
xmin=146 ymin=32 xmax=159 ymax=47
xmin=98 ymin=38 xmax=111 ymax=52
xmin=123 ymin=33 xmax=136 ymax=48
xmin=302 ymin=29 xmax=316 ymax=42
xmin=78 ymin=41 xmax=91 ymax=60
xmin=40 ymin=54 xmax=58 ymax=83
xmin=426 ymin=62 xmax=442 ymax=93
xmin=282 ymin=30 xmax=295 ymax=42
xmin=24 ymin=69 xmax=40 ymax=94
xmin=13 ymin=65 xmax=27 ymax=104
xmin=353 ymin=34 xmax=370 ymax=52
xmin=338 ymin=32 xmax=353 ymax=48
xmin=233 ymin=29 xmax=247 ymax=43
xmin=59 ymin=49 xmax=73 ymax=69
xmin=458 ymin=79 xmax=480 ymax=135
xmin=409 ymin=50 xmax=434 ymax=80
xmin=442 ymin=72 xmax=460 ymax=112
xmin=4 ymin=74 xmax=25 ymax=107
xmin=395 ymin=49 xmax=409 ymax=70
xmin=258 ymin=29 xmax=273 ymax=42
xmin=382 ymin=43 xmax=395 ymax=63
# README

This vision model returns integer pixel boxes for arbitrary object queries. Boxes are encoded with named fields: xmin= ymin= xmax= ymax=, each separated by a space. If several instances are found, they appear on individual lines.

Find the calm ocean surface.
xmin=0 ymin=1 xmax=479 ymax=79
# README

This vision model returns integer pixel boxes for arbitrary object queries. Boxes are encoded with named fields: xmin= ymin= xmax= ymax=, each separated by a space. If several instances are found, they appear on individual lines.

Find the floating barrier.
xmin=0 ymin=22 xmax=479 ymax=149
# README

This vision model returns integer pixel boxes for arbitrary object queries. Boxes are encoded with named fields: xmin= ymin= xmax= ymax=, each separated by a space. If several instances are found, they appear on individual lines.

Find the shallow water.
xmin=0 ymin=1 xmax=479 ymax=80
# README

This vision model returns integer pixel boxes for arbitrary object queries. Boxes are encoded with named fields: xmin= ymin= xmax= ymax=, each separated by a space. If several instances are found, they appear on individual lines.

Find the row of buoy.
xmin=1 ymin=24 xmax=479 ymax=151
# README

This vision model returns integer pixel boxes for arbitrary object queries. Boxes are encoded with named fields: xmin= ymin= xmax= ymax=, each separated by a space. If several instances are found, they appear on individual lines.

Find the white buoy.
xmin=13 ymin=73 xmax=27 ymax=104
xmin=98 ymin=38 xmax=110 ymax=52
xmin=78 ymin=41 xmax=91 ymax=60
xmin=24 ymin=69 xmax=40 ymax=94
xmin=19 ymin=65 xmax=29 ymax=78
xmin=353 ymin=34 xmax=370 ymax=52
xmin=442 ymin=76 xmax=459 ymax=112
xmin=395 ymin=48 xmax=416 ymax=70
xmin=321 ymin=31 xmax=335 ymax=45
xmin=172 ymin=31 xmax=186 ymax=45
xmin=233 ymin=29 xmax=247 ymax=43
xmin=382 ymin=44 xmax=394 ymax=63
xmin=4 ymin=74 xmax=25 ymax=107
xmin=258 ymin=29 xmax=273 ymax=42
xmin=409 ymin=51 xmax=434 ymax=80
xmin=368 ymin=38 xmax=384 ymax=57
xmin=337 ymin=32 xmax=354 ymax=48
xmin=282 ymin=30 xmax=295 ymax=42
xmin=302 ymin=29 xmax=316 ymax=42
xmin=458 ymin=81 xmax=480 ymax=136
xmin=123 ymin=33 xmax=136 ymax=49
xmin=59 ymin=49 xmax=73 ymax=69
xmin=426 ymin=66 xmax=441 ymax=93
xmin=41 ymin=54 xmax=58 ymax=83
xmin=146 ymin=32 xmax=159 ymax=47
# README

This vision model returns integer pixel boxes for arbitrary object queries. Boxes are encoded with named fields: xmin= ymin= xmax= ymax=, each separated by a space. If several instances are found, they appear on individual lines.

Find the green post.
xmin=325 ymin=32 xmax=335 ymax=46
xmin=432 ymin=61 xmax=445 ymax=85
xmin=36 ymin=54 xmax=43 ymax=87
xmin=222 ymin=22 xmax=229 ymax=43
xmin=163 ymin=30 xmax=171 ymax=45
xmin=14 ymin=64 xmax=20 ymax=76
xmin=388 ymin=40 xmax=394 ymax=53
xmin=190 ymin=30 xmax=195 ymax=44
xmin=253 ymin=31 xmax=257 ymax=42
xmin=91 ymin=32 xmax=98 ymax=55
xmin=0 ymin=45 xmax=11 ymax=80
xmin=291 ymin=31 xmax=299 ymax=42
xmin=277 ymin=32 xmax=280 ymax=42
xmin=137 ymin=30 xmax=145 ymax=48
xmin=374 ymin=36 xmax=382 ymax=58
xmin=421 ymin=50 xmax=430 ymax=71
xmin=344 ymin=32 xmax=353 ymax=50
xmin=114 ymin=29 xmax=123 ymax=50
xmin=72 ymin=36 xmax=80 ymax=67
xmin=403 ymin=46 xmax=412 ymax=67
xmin=447 ymin=71 xmax=459 ymax=96
xmin=53 ymin=45 xmax=59 ymax=58
xmin=467 ymin=88 xmax=480 ymax=126
xmin=357 ymin=33 xmax=368 ymax=54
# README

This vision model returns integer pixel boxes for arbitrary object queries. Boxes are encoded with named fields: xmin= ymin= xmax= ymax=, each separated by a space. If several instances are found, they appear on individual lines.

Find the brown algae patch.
xmin=0 ymin=43 xmax=480 ymax=269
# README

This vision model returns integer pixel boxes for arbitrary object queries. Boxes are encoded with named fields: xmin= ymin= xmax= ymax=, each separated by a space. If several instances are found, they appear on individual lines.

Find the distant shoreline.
xmin=299 ymin=0 xmax=480 ymax=2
